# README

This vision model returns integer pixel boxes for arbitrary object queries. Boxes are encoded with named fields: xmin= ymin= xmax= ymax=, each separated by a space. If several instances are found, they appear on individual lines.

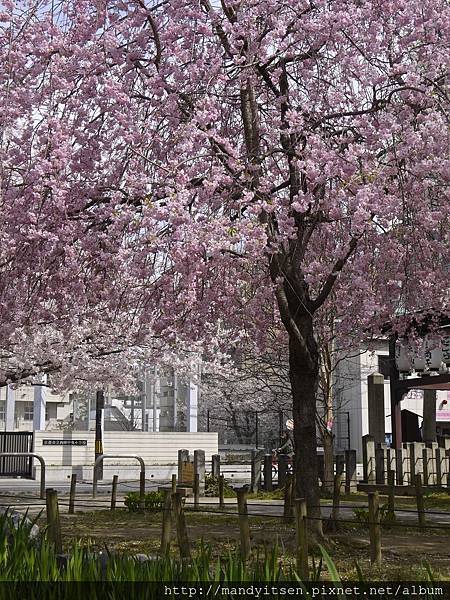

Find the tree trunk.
xmin=289 ymin=328 xmax=323 ymax=538
xmin=322 ymin=429 xmax=334 ymax=494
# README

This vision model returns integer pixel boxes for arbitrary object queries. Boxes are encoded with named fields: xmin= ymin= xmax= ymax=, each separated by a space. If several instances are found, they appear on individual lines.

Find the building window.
xmin=0 ymin=401 xmax=5 ymax=422
xmin=24 ymin=402 xmax=34 ymax=421
xmin=378 ymin=355 xmax=391 ymax=380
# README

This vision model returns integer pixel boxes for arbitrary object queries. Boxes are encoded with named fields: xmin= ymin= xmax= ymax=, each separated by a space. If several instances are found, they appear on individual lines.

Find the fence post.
xmin=368 ymin=492 xmax=381 ymax=566
xmin=46 ymin=488 xmax=62 ymax=554
xmin=139 ymin=469 xmax=146 ymax=510
xmin=111 ymin=474 xmax=118 ymax=511
xmin=329 ymin=471 xmax=342 ymax=532
xmin=172 ymin=474 xmax=177 ymax=494
xmin=194 ymin=450 xmax=206 ymax=496
xmin=219 ymin=474 xmax=225 ymax=509
xmin=435 ymin=448 xmax=443 ymax=487
xmin=251 ymin=450 xmax=263 ymax=493
xmin=283 ymin=474 xmax=293 ymax=522
xmin=344 ymin=450 xmax=357 ymax=494
xmin=194 ymin=473 xmax=200 ymax=509
xmin=172 ymin=491 xmax=191 ymax=560
xmin=236 ymin=488 xmax=251 ymax=562
xmin=387 ymin=469 xmax=395 ymax=514
xmin=294 ymin=498 xmax=308 ymax=580
xmin=212 ymin=454 xmax=221 ymax=479
xmin=68 ymin=473 xmax=77 ymax=515
xmin=415 ymin=474 xmax=426 ymax=528
xmin=263 ymin=454 xmax=273 ymax=492
xmin=396 ymin=448 xmax=404 ymax=485
xmin=362 ymin=435 xmax=376 ymax=484
xmin=160 ymin=490 xmax=172 ymax=556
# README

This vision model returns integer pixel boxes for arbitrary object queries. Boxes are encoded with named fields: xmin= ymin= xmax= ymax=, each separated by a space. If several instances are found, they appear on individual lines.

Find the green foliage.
xmin=204 ymin=474 xmax=236 ymax=498
xmin=124 ymin=491 xmax=164 ymax=512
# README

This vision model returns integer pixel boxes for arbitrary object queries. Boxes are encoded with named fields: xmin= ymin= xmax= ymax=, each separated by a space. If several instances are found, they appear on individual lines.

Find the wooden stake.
xmin=171 ymin=473 xmax=177 ymax=494
xmin=172 ymin=492 xmax=191 ymax=559
xmin=111 ymin=474 xmax=118 ymax=511
xmin=46 ymin=488 xmax=62 ymax=554
xmin=387 ymin=469 xmax=395 ymax=514
xmin=194 ymin=473 xmax=200 ymax=509
xmin=219 ymin=474 xmax=225 ymax=509
xmin=368 ymin=492 xmax=381 ymax=566
xmin=160 ymin=490 xmax=172 ymax=555
xmin=415 ymin=473 xmax=426 ymax=527
xmin=68 ymin=473 xmax=77 ymax=515
xmin=236 ymin=488 xmax=251 ymax=562
xmin=294 ymin=498 xmax=308 ymax=580
xmin=283 ymin=474 xmax=293 ymax=522
xmin=139 ymin=470 xmax=146 ymax=511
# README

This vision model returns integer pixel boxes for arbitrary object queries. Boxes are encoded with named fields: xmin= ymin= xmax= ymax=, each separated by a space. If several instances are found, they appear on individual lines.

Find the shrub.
xmin=204 ymin=474 xmax=236 ymax=497
xmin=124 ymin=491 xmax=164 ymax=512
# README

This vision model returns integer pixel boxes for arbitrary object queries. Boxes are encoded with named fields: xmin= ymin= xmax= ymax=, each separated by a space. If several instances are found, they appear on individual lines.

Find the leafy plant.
xmin=124 ymin=491 xmax=164 ymax=512
xmin=204 ymin=474 xmax=236 ymax=498
xmin=353 ymin=503 xmax=396 ymax=525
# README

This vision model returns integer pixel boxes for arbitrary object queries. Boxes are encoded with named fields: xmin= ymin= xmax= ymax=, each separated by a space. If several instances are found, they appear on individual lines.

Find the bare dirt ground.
xmin=54 ymin=509 xmax=450 ymax=580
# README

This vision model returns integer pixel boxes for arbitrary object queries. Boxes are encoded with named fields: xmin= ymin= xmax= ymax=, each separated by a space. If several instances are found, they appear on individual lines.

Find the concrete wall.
xmin=32 ymin=430 xmax=219 ymax=479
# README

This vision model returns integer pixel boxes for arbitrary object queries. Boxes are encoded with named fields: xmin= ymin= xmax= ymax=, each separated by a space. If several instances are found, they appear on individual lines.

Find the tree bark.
xmin=288 ymin=323 xmax=323 ymax=537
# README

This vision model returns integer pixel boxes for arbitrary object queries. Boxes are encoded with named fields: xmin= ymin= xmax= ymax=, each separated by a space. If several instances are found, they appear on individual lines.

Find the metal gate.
xmin=0 ymin=432 xmax=34 ymax=477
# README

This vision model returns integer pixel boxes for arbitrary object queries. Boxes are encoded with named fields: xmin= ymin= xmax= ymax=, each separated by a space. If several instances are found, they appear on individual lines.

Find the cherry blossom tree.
xmin=1 ymin=0 xmax=449 ymax=531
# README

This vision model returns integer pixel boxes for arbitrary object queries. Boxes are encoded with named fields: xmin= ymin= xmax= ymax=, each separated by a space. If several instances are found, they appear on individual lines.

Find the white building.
xmin=333 ymin=339 xmax=450 ymax=460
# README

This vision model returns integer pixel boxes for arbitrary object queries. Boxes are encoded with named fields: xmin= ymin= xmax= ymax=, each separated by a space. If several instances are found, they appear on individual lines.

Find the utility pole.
xmin=95 ymin=390 xmax=104 ymax=480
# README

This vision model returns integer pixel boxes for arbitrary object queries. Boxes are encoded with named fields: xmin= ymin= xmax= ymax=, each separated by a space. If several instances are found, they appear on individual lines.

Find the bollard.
xmin=219 ymin=474 xmax=225 ymax=509
xmin=263 ymin=454 xmax=273 ymax=492
xmin=194 ymin=473 xmax=200 ymax=509
xmin=139 ymin=470 xmax=146 ymax=511
xmin=68 ymin=473 xmax=77 ymax=515
xmin=160 ymin=490 xmax=172 ymax=556
xmin=46 ymin=488 xmax=62 ymax=554
xmin=172 ymin=492 xmax=191 ymax=559
xmin=236 ymin=489 xmax=251 ymax=562
xmin=294 ymin=498 xmax=308 ymax=580
xmin=283 ymin=474 xmax=293 ymax=522
xmin=387 ymin=470 xmax=395 ymax=514
xmin=368 ymin=492 xmax=381 ymax=566
xmin=111 ymin=475 xmax=118 ymax=511
xmin=415 ymin=474 xmax=426 ymax=528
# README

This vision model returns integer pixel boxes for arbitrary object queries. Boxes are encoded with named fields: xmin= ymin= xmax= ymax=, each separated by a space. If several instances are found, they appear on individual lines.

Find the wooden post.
xmin=46 ymin=488 xmax=62 ymax=554
xmin=415 ymin=474 xmax=426 ymax=528
xmin=139 ymin=470 xmax=146 ymax=511
xmin=329 ymin=471 xmax=342 ymax=531
xmin=160 ymin=490 xmax=172 ymax=555
xmin=68 ymin=473 xmax=77 ymax=515
xmin=263 ymin=454 xmax=273 ymax=492
xmin=294 ymin=498 xmax=308 ymax=580
xmin=236 ymin=488 xmax=251 ymax=562
xmin=387 ymin=469 xmax=395 ymax=514
xmin=368 ymin=492 xmax=381 ymax=566
xmin=172 ymin=492 xmax=191 ymax=559
xmin=212 ymin=454 xmax=221 ymax=479
xmin=171 ymin=473 xmax=177 ymax=494
xmin=219 ymin=474 xmax=225 ymax=509
xmin=194 ymin=473 xmax=200 ymax=509
xmin=111 ymin=474 xmax=118 ymax=511
xmin=283 ymin=474 xmax=293 ymax=522
xmin=435 ymin=448 xmax=443 ymax=487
